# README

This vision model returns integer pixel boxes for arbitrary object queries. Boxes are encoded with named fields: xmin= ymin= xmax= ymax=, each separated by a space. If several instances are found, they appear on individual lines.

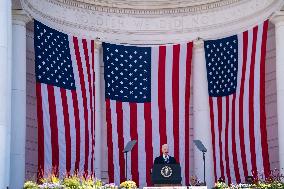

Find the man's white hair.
xmin=162 ymin=144 xmax=168 ymax=148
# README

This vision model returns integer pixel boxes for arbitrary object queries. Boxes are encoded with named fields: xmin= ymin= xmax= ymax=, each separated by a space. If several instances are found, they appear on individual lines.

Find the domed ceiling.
xmin=21 ymin=0 xmax=284 ymax=44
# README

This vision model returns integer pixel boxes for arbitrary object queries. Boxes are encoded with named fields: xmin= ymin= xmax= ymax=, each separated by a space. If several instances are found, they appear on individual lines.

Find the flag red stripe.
xmin=239 ymin=31 xmax=249 ymax=177
xmin=73 ymin=37 xmax=90 ymax=174
xmin=259 ymin=20 xmax=270 ymax=178
xmin=83 ymin=39 xmax=94 ymax=174
xmin=184 ymin=42 xmax=193 ymax=185
xmin=172 ymin=44 xmax=180 ymax=161
xmin=158 ymin=46 xmax=167 ymax=147
xmin=144 ymin=102 xmax=153 ymax=186
xmin=36 ymin=83 xmax=44 ymax=179
xmin=224 ymin=96 xmax=231 ymax=183
xmin=71 ymin=89 xmax=81 ymax=172
xmin=91 ymin=40 xmax=95 ymax=175
xmin=106 ymin=99 xmax=114 ymax=182
xmin=231 ymin=94 xmax=241 ymax=182
xmin=130 ymin=103 xmax=139 ymax=185
xmin=217 ymin=97 xmax=225 ymax=178
xmin=248 ymin=26 xmax=258 ymax=176
xmin=116 ymin=101 xmax=126 ymax=182
xmin=60 ymin=88 xmax=72 ymax=174
xmin=47 ymin=85 xmax=59 ymax=176
xmin=209 ymin=97 xmax=217 ymax=181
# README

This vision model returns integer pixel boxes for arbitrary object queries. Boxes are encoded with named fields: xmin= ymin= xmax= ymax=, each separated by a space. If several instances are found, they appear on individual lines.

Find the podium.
xmin=151 ymin=164 xmax=182 ymax=185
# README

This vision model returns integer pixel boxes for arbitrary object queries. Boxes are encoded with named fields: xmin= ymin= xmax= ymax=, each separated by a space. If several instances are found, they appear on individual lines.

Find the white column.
xmin=94 ymin=41 xmax=102 ymax=179
xmin=9 ymin=10 xmax=30 ymax=189
xmin=271 ymin=11 xmax=284 ymax=174
xmin=192 ymin=40 xmax=214 ymax=187
xmin=0 ymin=0 xmax=12 ymax=188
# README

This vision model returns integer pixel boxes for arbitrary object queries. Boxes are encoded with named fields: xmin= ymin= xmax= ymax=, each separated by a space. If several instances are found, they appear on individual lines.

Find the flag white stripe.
xmin=42 ymin=84 xmax=52 ymax=173
xmin=213 ymin=98 xmax=221 ymax=179
xmin=179 ymin=43 xmax=187 ymax=185
xmin=85 ymin=40 xmax=93 ymax=173
xmin=110 ymin=100 xmax=121 ymax=184
xmin=165 ymin=45 xmax=174 ymax=153
xmin=150 ymin=46 xmax=160 ymax=159
xmin=228 ymin=95 xmax=236 ymax=182
xmin=222 ymin=97 xmax=226 ymax=181
xmin=66 ymin=89 xmax=76 ymax=174
xmin=122 ymin=102 xmax=132 ymax=180
xmin=137 ymin=104 xmax=146 ymax=187
xmin=54 ymin=86 xmax=66 ymax=176
xmin=84 ymin=39 xmax=93 ymax=173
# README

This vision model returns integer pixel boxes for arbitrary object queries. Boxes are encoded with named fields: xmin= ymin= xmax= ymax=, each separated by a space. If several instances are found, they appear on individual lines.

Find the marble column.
xmin=0 ymin=0 xmax=12 ymax=188
xmin=94 ymin=41 xmax=102 ymax=179
xmin=9 ymin=10 xmax=30 ymax=189
xmin=192 ymin=40 xmax=214 ymax=187
xmin=271 ymin=11 xmax=284 ymax=174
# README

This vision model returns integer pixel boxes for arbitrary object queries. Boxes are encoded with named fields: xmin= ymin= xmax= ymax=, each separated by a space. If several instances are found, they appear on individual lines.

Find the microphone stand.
xmin=203 ymin=151 xmax=206 ymax=185
xmin=125 ymin=151 xmax=128 ymax=180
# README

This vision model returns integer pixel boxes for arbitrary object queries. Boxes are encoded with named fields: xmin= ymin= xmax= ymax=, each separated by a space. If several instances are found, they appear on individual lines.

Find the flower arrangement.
xmin=61 ymin=175 xmax=81 ymax=188
xmin=103 ymin=183 xmax=117 ymax=189
xmin=214 ymin=181 xmax=229 ymax=189
xmin=214 ymin=169 xmax=284 ymax=189
xmin=24 ymin=174 xmax=117 ymax=189
xmin=24 ymin=181 xmax=40 ymax=189
xmin=119 ymin=180 xmax=137 ymax=189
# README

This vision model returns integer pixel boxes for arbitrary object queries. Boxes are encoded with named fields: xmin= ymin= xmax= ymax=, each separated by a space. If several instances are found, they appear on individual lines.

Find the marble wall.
xmin=266 ymin=23 xmax=279 ymax=170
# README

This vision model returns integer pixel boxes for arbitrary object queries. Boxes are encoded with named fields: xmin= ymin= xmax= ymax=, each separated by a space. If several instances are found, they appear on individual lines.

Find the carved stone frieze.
xmin=21 ymin=0 xmax=284 ymax=44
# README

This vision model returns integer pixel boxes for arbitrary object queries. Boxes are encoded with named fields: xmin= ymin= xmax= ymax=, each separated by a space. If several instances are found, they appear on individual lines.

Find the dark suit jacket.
xmin=154 ymin=155 xmax=177 ymax=164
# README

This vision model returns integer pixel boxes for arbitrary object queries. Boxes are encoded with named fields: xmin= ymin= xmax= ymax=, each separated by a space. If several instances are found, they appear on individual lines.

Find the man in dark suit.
xmin=154 ymin=144 xmax=177 ymax=164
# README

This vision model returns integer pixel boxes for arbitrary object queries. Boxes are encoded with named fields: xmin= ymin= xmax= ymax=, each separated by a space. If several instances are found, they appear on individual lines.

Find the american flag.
xmin=34 ymin=20 xmax=96 ymax=177
xmin=204 ymin=21 xmax=270 ymax=183
xmin=103 ymin=42 xmax=193 ymax=187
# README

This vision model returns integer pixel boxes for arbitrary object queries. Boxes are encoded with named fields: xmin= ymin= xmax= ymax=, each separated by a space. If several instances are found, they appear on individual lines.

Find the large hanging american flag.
xmin=103 ymin=42 xmax=193 ymax=187
xmin=34 ymin=20 xmax=96 ymax=177
xmin=204 ymin=21 xmax=270 ymax=184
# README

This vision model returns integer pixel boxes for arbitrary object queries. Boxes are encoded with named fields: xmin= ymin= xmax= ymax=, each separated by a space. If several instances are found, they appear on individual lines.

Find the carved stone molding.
xmin=12 ymin=10 xmax=32 ymax=26
xmin=21 ymin=0 xmax=284 ymax=44
xmin=71 ymin=0 xmax=233 ymax=10
xmin=44 ymin=0 xmax=243 ymax=15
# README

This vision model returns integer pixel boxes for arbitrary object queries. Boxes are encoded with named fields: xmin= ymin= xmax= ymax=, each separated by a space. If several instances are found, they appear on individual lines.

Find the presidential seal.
xmin=160 ymin=166 xmax=172 ymax=178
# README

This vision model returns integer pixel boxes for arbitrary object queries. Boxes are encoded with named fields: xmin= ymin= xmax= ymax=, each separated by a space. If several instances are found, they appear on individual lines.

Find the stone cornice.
xmin=21 ymin=0 xmax=284 ymax=44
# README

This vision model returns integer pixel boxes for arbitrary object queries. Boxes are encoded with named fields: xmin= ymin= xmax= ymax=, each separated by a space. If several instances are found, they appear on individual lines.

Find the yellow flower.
xmin=120 ymin=180 xmax=137 ymax=189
